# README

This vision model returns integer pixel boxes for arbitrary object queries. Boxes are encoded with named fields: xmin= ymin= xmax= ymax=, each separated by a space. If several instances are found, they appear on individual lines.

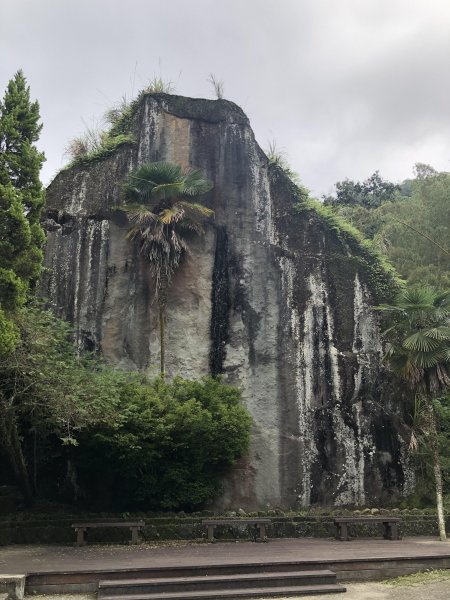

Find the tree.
xmin=378 ymin=287 xmax=450 ymax=540
xmin=74 ymin=376 xmax=251 ymax=510
xmin=324 ymin=171 xmax=399 ymax=208
xmin=327 ymin=165 xmax=450 ymax=288
xmin=0 ymin=306 xmax=123 ymax=504
xmin=0 ymin=70 xmax=45 ymax=356
xmin=122 ymin=162 xmax=213 ymax=376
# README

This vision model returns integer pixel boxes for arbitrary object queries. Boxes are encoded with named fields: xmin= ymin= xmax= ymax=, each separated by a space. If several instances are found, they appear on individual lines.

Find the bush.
xmin=74 ymin=376 xmax=251 ymax=511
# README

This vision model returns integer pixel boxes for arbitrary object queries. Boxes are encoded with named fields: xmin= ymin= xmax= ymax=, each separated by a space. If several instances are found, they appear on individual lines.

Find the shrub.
xmin=74 ymin=376 xmax=251 ymax=511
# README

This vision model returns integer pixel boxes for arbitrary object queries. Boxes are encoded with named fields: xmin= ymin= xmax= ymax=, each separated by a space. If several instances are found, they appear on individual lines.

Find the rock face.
xmin=42 ymin=94 xmax=413 ymax=509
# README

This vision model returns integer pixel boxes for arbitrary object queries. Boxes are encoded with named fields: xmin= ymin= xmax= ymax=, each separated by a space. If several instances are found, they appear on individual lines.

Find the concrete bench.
xmin=334 ymin=517 xmax=402 ymax=541
xmin=202 ymin=518 xmax=271 ymax=542
xmin=71 ymin=521 xmax=145 ymax=546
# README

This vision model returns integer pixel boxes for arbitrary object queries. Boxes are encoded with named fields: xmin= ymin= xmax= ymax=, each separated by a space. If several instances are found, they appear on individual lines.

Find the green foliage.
xmin=0 ymin=307 xmax=19 ymax=358
xmin=122 ymin=161 xmax=214 ymax=295
xmin=0 ymin=70 xmax=45 ymax=222
xmin=436 ymin=395 xmax=450 ymax=489
xmin=0 ymin=306 xmax=123 ymax=443
xmin=378 ymin=286 xmax=450 ymax=536
xmin=323 ymin=171 xmax=400 ymax=208
xmin=0 ymin=305 xmax=125 ymax=502
xmin=65 ymin=77 xmax=176 ymax=167
xmin=265 ymin=140 xmax=306 ymax=192
xmin=67 ymin=133 xmax=134 ymax=167
xmin=329 ymin=166 xmax=450 ymax=288
xmin=378 ymin=287 xmax=450 ymax=391
xmin=0 ymin=71 xmax=45 ymax=356
xmin=294 ymin=197 xmax=401 ymax=302
xmin=107 ymin=96 xmax=139 ymax=138
xmin=74 ymin=376 xmax=251 ymax=510
xmin=0 ymin=305 xmax=250 ymax=510
xmin=386 ymin=569 xmax=450 ymax=586
xmin=122 ymin=162 xmax=213 ymax=375
xmin=144 ymin=76 xmax=175 ymax=94
xmin=408 ymin=393 xmax=450 ymax=504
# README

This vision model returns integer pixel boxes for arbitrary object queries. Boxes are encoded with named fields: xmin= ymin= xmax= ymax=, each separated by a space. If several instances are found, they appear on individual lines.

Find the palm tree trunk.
xmin=157 ymin=272 xmax=168 ymax=379
xmin=426 ymin=399 xmax=447 ymax=541
xmin=159 ymin=303 xmax=165 ymax=378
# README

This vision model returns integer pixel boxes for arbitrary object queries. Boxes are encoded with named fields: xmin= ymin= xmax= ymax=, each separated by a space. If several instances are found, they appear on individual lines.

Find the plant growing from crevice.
xmin=121 ymin=162 xmax=213 ymax=376
xmin=64 ymin=76 xmax=177 ymax=168
xmin=265 ymin=140 xmax=302 ymax=185
xmin=207 ymin=74 xmax=224 ymax=99
xmin=64 ymin=113 xmax=135 ymax=166
xmin=144 ymin=76 xmax=175 ymax=94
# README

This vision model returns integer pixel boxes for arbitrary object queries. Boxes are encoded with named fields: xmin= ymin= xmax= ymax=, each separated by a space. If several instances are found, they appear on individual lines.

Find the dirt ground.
xmin=286 ymin=579 xmax=450 ymax=599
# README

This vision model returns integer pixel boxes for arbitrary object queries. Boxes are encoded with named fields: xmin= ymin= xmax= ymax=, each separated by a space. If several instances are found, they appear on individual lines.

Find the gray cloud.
xmin=1 ymin=0 xmax=450 ymax=196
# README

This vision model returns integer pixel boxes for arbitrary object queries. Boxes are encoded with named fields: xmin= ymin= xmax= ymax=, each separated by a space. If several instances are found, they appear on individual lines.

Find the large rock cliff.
xmin=42 ymin=93 xmax=413 ymax=509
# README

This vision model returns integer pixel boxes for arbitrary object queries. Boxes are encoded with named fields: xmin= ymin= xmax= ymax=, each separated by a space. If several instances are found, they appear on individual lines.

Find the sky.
xmin=1 ymin=0 xmax=450 ymax=197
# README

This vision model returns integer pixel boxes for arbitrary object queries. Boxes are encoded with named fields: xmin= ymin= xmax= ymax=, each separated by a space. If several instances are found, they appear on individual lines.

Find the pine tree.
xmin=0 ymin=70 xmax=45 ymax=356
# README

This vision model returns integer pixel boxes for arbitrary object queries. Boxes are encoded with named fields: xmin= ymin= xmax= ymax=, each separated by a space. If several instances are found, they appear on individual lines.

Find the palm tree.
xmin=378 ymin=286 xmax=450 ymax=540
xmin=122 ymin=162 xmax=214 ymax=376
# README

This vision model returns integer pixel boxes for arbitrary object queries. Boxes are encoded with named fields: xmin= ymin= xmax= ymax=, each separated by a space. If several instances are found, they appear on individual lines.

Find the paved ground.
xmin=28 ymin=580 xmax=450 ymax=600
xmin=1 ymin=537 xmax=450 ymax=573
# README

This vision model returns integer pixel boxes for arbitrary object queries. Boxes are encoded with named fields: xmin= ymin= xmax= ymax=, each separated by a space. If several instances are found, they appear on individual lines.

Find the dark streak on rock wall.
xmin=209 ymin=225 xmax=230 ymax=375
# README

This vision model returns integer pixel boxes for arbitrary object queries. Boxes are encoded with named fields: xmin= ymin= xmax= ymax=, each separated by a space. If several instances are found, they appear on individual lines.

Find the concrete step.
xmin=98 ymin=584 xmax=347 ymax=599
xmin=0 ymin=575 xmax=26 ymax=600
xmin=98 ymin=570 xmax=337 ymax=596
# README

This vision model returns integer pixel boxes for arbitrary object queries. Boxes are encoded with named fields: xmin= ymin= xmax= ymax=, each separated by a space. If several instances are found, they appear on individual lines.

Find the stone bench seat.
xmin=71 ymin=521 xmax=145 ymax=546
xmin=202 ymin=518 xmax=271 ymax=543
xmin=334 ymin=517 xmax=402 ymax=541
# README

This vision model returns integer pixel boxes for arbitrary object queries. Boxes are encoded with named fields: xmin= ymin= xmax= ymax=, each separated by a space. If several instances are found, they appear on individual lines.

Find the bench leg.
xmin=336 ymin=523 xmax=349 ymax=541
xmin=384 ymin=522 xmax=399 ymax=541
xmin=207 ymin=525 xmax=215 ymax=542
xmin=390 ymin=523 xmax=400 ymax=540
xmin=257 ymin=524 xmax=266 ymax=542
xmin=76 ymin=527 xmax=87 ymax=546
xmin=130 ymin=526 xmax=139 ymax=545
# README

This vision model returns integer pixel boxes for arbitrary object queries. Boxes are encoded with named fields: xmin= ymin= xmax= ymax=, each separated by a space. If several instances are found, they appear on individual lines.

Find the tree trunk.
xmin=157 ymin=272 xmax=168 ymax=379
xmin=159 ymin=303 xmax=165 ymax=378
xmin=0 ymin=404 xmax=34 ymax=505
xmin=426 ymin=398 xmax=447 ymax=541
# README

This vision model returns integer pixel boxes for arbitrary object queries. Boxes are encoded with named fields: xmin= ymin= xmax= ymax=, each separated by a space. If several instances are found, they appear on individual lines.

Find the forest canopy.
xmin=324 ymin=165 xmax=450 ymax=288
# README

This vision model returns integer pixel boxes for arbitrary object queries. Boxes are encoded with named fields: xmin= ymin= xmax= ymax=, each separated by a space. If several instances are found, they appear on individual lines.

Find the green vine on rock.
xmin=294 ymin=194 xmax=403 ymax=303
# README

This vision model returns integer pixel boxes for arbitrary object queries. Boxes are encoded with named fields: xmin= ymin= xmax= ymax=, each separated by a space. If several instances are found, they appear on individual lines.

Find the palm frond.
xmin=403 ymin=331 xmax=441 ymax=353
xmin=124 ymin=205 xmax=159 ymax=227
xmin=425 ymin=326 xmax=450 ymax=340
xmin=159 ymin=205 xmax=185 ymax=224
xmin=412 ymin=350 xmax=446 ymax=370
xmin=121 ymin=161 xmax=214 ymax=299
xmin=178 ymin=218 xmax=205 ymax=235
xmin=150 ymin=182 xmax=184 ymax=202
xmin=178 ymin=201 xmax=214 ymax=218
xmin=180 ymin=169 xmax=213 ymax=196
xmin=131 ymin=162 xmax=182 ymax=186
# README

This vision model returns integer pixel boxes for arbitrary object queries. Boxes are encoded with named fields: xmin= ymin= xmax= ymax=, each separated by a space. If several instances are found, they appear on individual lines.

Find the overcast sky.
xmin=1 ymin=0 xmax=450 ymax=197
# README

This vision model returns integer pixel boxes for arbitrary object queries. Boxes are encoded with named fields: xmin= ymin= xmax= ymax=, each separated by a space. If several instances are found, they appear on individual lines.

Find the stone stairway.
xmin=97 ymin=568 xmax=346 ymax=599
